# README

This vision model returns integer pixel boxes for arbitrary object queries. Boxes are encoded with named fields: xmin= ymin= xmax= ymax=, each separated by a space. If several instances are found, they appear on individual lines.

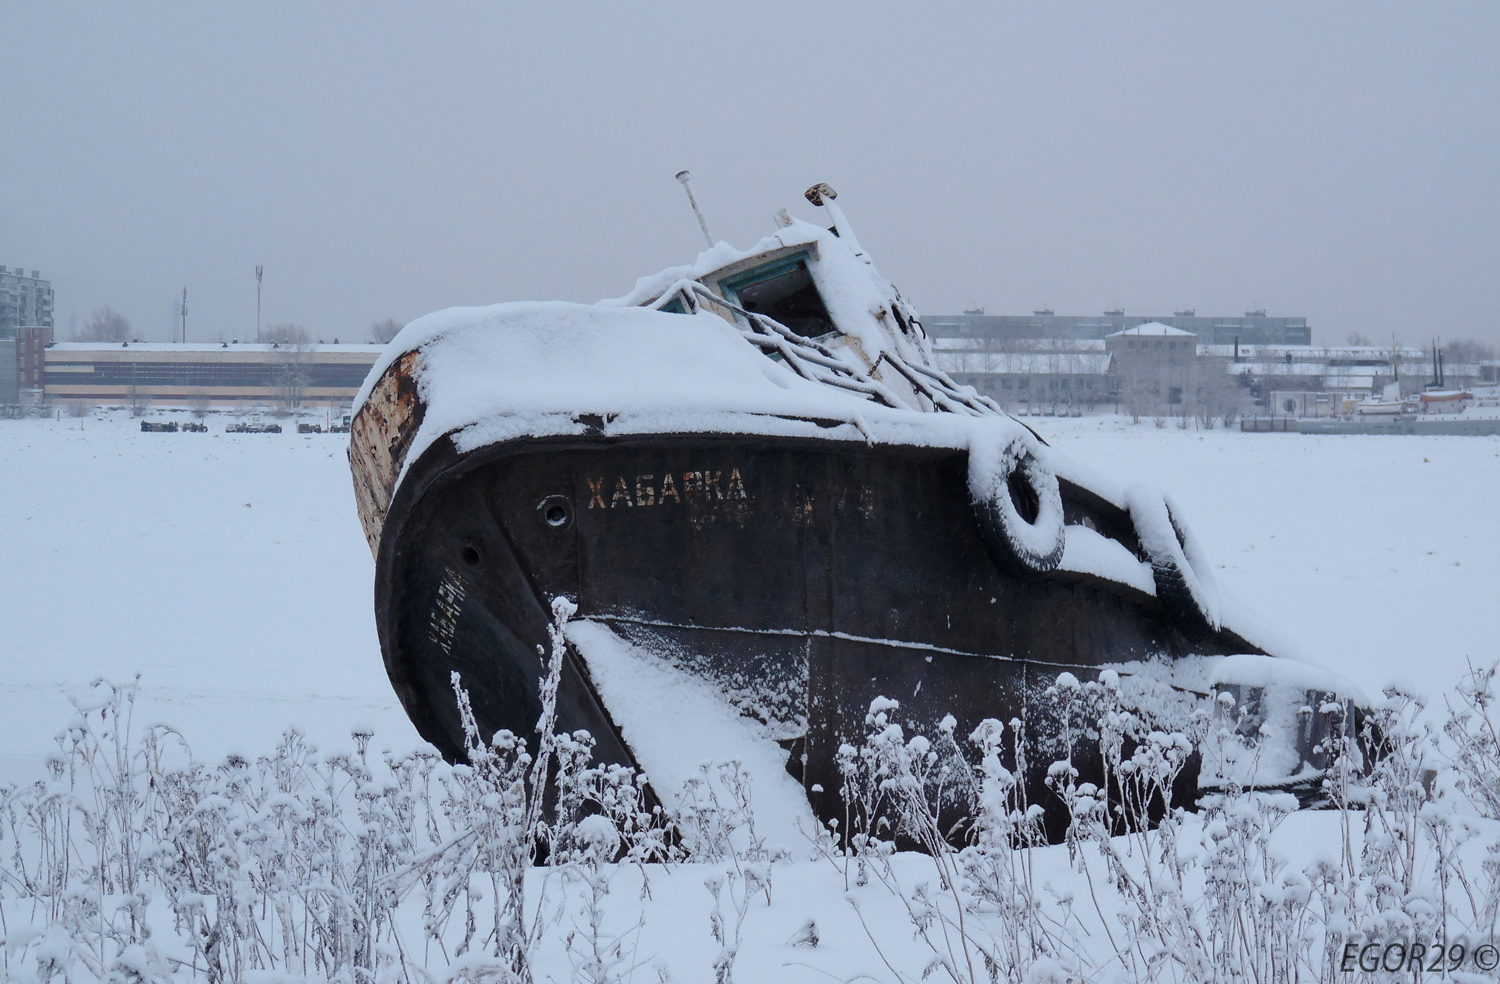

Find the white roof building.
xmin=1106 ymin=322 xmax=1195 ymax=339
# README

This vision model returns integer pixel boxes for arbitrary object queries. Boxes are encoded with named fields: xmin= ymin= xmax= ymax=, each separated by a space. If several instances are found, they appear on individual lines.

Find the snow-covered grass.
xmin=2 ymin=410 xmax=1499 ymax=982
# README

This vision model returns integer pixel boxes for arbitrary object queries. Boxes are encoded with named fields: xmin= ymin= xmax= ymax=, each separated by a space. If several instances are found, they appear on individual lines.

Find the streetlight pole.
xmin=255 ymin=265 xmax=263 ymax=342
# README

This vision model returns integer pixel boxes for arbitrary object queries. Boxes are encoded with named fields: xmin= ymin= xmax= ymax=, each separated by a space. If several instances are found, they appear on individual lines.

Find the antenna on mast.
xmin=675 ymin=171 xmax=714 ymax=249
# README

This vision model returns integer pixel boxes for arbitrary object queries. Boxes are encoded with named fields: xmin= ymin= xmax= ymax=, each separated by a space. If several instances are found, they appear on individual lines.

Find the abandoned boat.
xmin=349 ymin=182 xmax=1363 ymax=841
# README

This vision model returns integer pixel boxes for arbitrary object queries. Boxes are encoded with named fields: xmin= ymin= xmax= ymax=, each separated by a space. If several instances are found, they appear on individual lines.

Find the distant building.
xmin=1105 ymin=322 xmax=1197 ymax=353
xmin=925 ymin=310 xmax=1310 ymax=347
xmin=935 ymin=339 xmax=1111 ymax=407
xmin=0 ymin=266 xmax=55 ymax=404
xmin=927 ymin=309 xmax=1310 ymax=413
xmin=1213 ymin=345 xmax=1481 ymax=400
xmin=44 ymin=342 xmax=384 ymax=407
xmin=0 ymin=335 xmax=15 ymax=406
xmin=1105 ymin=323 xmax=1203 ymax=409
xmin=932 ymin=301 xmax=1479 ymax=416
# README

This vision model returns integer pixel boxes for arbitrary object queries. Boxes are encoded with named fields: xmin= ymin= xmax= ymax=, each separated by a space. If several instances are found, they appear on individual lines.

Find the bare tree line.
xmin=74 ymin=306 xmax=133 ymax=342
xmin=70 ymin=308 xmax=405 ymax=346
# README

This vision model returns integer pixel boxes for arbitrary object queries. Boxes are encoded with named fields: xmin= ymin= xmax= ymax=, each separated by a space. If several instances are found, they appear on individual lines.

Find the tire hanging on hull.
xmin=1129 ymin=492 xmax=1221 ymax=642
xmin=969 ymin=433 xmax=1067 ymax=575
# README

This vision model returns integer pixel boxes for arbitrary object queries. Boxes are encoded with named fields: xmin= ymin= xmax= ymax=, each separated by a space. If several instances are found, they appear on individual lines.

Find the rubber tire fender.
xmin=969 ymin=434 xmax=1066 ymax=575
xmin=1129 ymin=492 xmax=1220 ymax=641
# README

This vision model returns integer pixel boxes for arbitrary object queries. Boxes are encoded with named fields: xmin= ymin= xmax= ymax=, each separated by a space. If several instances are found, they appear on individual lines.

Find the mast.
xmin=674 ymin=171 xmax=714 ymax=249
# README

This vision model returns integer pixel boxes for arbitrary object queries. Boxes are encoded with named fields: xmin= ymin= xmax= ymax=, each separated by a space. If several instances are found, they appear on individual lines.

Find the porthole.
xmin=538 ymin=495 xmax=572 ymax=529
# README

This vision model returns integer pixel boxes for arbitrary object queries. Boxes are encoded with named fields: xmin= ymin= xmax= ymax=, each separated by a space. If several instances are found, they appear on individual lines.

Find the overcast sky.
xmin=2 ymin=4 xmax=1496 ymax=345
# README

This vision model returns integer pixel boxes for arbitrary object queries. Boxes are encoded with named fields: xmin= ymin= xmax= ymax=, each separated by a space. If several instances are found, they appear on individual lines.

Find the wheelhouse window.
xmin=717 ymin=254 xmax=836 ymax=339
xmin=655 ymin=294 xmax=688 ymax=315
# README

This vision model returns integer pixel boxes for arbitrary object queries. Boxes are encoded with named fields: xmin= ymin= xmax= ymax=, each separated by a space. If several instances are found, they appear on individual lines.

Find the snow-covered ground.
xmin=1035 ymin=415 xmax=1499 ymax=691
xmin=1 ymin=409 xmax=1497 ymax=981
xmin=3 ymin=410 xmax=1491 ymax=783
xmin=0 ymin=411 xmax=420 ymax=787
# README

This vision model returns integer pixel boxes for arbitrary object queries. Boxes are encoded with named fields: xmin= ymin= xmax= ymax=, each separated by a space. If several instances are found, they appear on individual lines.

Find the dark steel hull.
xmin=373 ymin=422 xmax=1264 ymax=838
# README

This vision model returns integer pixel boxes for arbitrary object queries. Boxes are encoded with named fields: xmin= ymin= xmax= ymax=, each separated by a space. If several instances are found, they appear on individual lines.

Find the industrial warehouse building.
xmin=927 ymin=309 xmax=1314 ymax=412
xmin=43 ymin=342 xmax=384 ymax=407
xmin=934 ymin=339 xmax=1112 ymax=405
xmin=925 ymin=309 xmax=1312 ymax=347
xmin=931 ymin=313 xmax=1491 ymax=415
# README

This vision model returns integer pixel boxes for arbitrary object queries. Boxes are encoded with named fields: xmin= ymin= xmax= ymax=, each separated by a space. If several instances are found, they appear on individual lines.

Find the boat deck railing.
xmin=652 ymin=279 xmax=1004 ymax=420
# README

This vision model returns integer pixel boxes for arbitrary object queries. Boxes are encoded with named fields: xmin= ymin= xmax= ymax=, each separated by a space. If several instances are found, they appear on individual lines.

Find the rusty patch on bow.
xmin=349 ymin=350 xmax=426 ymax=556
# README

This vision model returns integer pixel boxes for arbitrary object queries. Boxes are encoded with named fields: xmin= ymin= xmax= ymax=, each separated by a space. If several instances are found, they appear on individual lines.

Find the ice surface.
xmin=50 ymin=341 xmax=386 ymax=354
xmin=1033 ymin=415 xmax=1500 ymax=689
xmin=7 ymin=410 xmax=1479 ymax=787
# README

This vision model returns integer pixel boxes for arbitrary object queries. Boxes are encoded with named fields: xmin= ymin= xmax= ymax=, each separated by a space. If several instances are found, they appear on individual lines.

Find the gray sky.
xmin=2 ymin=3 xmax=1496 ymax=345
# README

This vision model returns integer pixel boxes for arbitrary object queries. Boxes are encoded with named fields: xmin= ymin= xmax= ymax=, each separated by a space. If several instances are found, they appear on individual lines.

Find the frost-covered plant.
xmin=0 ymin=598 xmax=678 ymax=984
xmin=1042 ymin=668 xmax=1500 ymax=984
xmin=16 ymin=647 xmax=1500 ymax=983
xmin=1307 ymin=682 xmax=1500 ymax=977
xmin=0 ymin=677 xmax=182 ymax=981
xmin=675 ymin=760 xmax=783 ymax=874
xmin=562 ymin=815 xmax=644 ymax=984
xmin=705 ymin=865 xmax=768 ymax=984
xmin=673 ymin=760 xmax=784 ymax=983
xmin=823 ymin=669 xmax=1500 ymax=984
xmin=1445 ymin=660 xmax=1500 ymax=820
xmin=1043 ymin=672 xmax=1212 ymax=981
xmin=836 ymin=696 xmax=1088 ymax=984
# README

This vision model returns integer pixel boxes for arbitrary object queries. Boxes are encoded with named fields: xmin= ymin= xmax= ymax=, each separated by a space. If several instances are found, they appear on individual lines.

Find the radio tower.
xmin=180 ymin=288 xmax=188 ymax=343
xmin=256 ymin=265 xmax=264 ymax=341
